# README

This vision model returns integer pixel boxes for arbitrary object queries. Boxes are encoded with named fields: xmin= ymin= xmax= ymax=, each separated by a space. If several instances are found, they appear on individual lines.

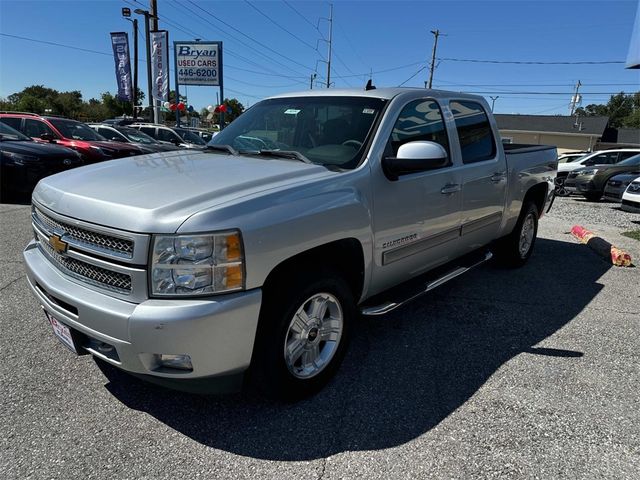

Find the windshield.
xmin=210 ymin=96 xmax=387 ymax=169
xmin=0 ymin=121 xmax=32 ymax=141
xmin=617 ymin=154 xmax=640 ymax=166
xmin=174 ymin=128 xmax=206 ymax=145
xmin=566 ymin=154 xmax=587 ymax=163
xmin=49 ymin=118 xmax=105 ymax=141
xmin=118 ymin=127 xmax=157 ymax=144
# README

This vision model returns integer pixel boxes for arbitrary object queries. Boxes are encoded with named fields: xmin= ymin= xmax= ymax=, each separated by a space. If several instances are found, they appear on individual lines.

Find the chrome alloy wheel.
xmin=284 ymin=292 xmax=343 ymax=379
xmin=519 ymin=213 xmax=536 ymax=258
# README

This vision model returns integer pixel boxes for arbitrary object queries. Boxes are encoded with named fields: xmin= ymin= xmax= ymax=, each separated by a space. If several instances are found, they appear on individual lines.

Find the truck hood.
xmin=33 ymin=150 xmax=333 ymax=233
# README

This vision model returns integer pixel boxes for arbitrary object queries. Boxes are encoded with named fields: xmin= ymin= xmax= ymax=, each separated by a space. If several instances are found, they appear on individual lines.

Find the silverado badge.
xmin=49 ymin=234 xmax=68 ymax=254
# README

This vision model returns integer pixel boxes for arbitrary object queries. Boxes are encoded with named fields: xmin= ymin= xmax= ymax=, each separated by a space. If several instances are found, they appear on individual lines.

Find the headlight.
xmin=150 ymin=231 xmax=244 ymax=297
xmin=3 ymin=151 xmax=37 ymax=165
xmin=580 ymin=169 xmax=598 ymax=176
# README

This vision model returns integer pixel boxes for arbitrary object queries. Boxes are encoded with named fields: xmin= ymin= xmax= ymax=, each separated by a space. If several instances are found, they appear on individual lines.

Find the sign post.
xmin=173 ymin=41 xmax=223 ymax=127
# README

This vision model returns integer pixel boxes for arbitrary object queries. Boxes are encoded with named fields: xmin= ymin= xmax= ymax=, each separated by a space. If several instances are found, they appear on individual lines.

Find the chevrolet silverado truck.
xmin=24 ymin=88 xmax=557 ymax=399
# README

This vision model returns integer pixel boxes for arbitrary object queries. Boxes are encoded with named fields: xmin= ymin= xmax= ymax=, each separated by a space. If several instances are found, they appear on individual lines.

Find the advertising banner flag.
xmin=151 ymin=30 xmax=170 ymax=100
xmin=110 ymin=32 xmax=133 ymax=101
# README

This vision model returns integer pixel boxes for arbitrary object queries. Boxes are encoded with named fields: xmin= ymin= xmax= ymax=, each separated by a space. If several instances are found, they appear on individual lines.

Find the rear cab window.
xmin=0 ymin=117 xmax=22 ymax=131
xmin=449 ymin=100 xmax=496 ymax=164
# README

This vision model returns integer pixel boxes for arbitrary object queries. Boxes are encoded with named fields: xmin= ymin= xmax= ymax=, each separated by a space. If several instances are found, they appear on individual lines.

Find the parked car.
xmin=129 ymin=123 xmax=206 ymax=149
xmin=604 ymin=171 xmax=640 ymax=201
xmin=87 ymin=124 xmax=181 ymax=153
xmin=554 ymin=148 xmax=640 ymax=197
xmin=621 ymin=176 xmax=640 ymax=213
xmin=182 ymin=127 xmax=215 ymax=143
xmin=564 ymin=154 xmax=640 ymax=201
xmin=0 ymin=121 xmax=83 ymax=202
xmin=0 ymin=113 xmax=142 ymax=163
xmin=23 ymin=88 xmax=557 ymax=399
xmin=557 ymin=152 xmax=589 ymax=164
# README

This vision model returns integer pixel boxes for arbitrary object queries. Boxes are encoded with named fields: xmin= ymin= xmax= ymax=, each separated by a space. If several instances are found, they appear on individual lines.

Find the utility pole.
xmin=490 ymin=96 xmax=499 ymax=112
xmin=427 ymin=29 xmax=441 ymax=89
xmin=326 ymin=3 xmax=333 ymax=88
xmin=569 ymin=80 xmax=582 ymax=116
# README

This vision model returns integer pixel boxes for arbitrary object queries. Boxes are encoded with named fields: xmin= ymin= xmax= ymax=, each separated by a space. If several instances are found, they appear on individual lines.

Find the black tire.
xmin=583 ymin=192 xmax=602 ymax=202
xmin=494 ymin=202 xmax=539 ymax=267
xmin=250 ymin=268 xmax=354 ymax=401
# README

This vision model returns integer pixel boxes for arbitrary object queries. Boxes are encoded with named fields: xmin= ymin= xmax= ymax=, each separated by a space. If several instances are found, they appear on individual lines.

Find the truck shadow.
xmin=98 ymin=237 xmax=608 ymax=461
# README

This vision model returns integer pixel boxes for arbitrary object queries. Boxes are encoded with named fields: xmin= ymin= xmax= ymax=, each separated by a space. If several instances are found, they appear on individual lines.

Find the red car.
xmin=0 ymin=113 xmax=142 ymax=163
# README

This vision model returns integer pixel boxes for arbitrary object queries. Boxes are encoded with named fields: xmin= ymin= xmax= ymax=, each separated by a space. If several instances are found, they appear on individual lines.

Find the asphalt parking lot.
xmin=1 ymin=197 xmax=639 ymax=479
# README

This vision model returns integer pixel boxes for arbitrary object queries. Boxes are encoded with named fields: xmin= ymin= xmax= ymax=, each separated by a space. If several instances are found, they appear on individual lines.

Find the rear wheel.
xmin=250 ymin=269 xmax=354 ymax=400
xmin=494 ymin=202 xmax=539 ymax=267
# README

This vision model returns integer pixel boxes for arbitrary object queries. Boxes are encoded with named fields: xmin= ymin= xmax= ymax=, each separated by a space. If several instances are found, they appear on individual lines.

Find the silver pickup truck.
xmin=24 ymin=88 xmax=557 ymax=399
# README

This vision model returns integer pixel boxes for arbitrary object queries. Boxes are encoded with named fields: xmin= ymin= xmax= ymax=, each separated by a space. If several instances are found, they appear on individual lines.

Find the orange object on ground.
xmin=570 ymin=225 xmax=633 ymax=267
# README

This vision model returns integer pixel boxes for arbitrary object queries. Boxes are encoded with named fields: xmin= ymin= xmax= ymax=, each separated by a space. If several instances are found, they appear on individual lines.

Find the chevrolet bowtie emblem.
xmin=49 ymin=234 xmax=68 ymax=254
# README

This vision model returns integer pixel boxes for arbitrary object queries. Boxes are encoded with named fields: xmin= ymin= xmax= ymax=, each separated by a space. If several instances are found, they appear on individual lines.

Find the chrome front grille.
xmin=40 ymin=235 xmax=132 ymax=293
xmin=33 ymin=207 xmax=134 ymax=258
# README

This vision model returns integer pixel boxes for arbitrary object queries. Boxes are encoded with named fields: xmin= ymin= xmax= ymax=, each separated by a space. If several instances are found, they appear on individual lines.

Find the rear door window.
xmin=0 ymin=117 xmax=22 ymax=131
xmin=449 ymin=101 xmax=496 ymax=164
xmin=24 ymin=119 xmax=56 ymax=138
xmin=139 ymin=126 xmax=157 ymax=138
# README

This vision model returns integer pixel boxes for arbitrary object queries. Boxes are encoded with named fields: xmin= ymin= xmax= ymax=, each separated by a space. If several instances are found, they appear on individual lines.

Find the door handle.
xmin=490 ymin=171 xmax=507 ymax=183
xmin=441 ymin=183 xmax=461 ymax=194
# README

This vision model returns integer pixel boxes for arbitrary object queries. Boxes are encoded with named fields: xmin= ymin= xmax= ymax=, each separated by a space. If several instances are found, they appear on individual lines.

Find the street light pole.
xmin=490 ymin=96 xmax=499 ymax=112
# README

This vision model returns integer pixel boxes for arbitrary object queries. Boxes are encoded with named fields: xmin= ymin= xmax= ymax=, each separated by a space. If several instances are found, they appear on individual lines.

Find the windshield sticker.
xmin=362 ymin=108 xmax=375 ymax=114
xmin=284 ymin=109 xmax=301 ymax=115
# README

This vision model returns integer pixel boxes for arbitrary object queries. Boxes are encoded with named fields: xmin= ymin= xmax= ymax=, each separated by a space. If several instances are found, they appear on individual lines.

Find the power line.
xmin=244 ymin=0 xmax=318 ymax=51
xmin=438 ymin=57 xmax=625 ymax=65
xmin=165 ymin=0 xmax=309 ymax=81
xmin=282 ymin=0 xmax=321 ymax=33
xmin=0 ymin=32 xmax=112 ymax=57
xmin=398 ymin=66 xmax=428 ymax=87
xmin=182 ymin=0 xmax=315 ymax=73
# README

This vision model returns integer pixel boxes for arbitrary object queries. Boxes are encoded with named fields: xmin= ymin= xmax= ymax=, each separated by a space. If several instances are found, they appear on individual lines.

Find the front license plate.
xmin=45 ymin=311 xmax=77 ymax=354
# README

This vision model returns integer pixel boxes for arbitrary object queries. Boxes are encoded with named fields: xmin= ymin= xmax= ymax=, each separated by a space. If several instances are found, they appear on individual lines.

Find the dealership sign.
xmin=151 ymin=30 xmax=169 ymax=100
xmin=174 ymin=41 xmax=221 ymax=86
xmin=109 ymin=32 xmax=133 ymax=101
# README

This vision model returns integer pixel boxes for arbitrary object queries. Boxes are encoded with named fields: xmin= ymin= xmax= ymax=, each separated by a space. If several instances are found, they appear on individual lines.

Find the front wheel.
xmin=250 ymin=270 xmax=354 ymax=400
xmin=494 ymin=202 xmax=539 ymax=267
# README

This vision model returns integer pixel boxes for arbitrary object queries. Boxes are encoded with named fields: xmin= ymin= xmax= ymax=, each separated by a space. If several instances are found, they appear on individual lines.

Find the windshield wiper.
xmin=253 ymin=149 xmax=314 ymax=165
xmin=204 ymin=144 xmax=238 ymax=155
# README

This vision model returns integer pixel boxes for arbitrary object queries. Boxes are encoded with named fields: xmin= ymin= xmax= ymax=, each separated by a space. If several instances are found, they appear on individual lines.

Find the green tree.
xmin=212 ymin=98 xmax=245 ymax=124
xmin=575 ymin=91 xmax=640 ymax=128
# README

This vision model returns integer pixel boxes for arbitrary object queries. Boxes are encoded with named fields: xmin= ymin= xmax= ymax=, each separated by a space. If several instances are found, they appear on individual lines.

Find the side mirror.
xmin=40 ymin=133 xmax=55 ymax=142
xmin=171 ymin=138 xmax=182 ymax=146
xmin=382 ymin=141 xmax=449 ymax=181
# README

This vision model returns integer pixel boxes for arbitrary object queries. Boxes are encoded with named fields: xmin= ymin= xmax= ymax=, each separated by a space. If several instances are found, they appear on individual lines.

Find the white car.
xmin=555 ymin=148 xmax=640 ymax=197
xmin=557 ymin=152 xmax=588 ymax=164
xmin=621 ymin=176 xmax=640 ymax=213
xmin=558 ymin=149 xmax=640 ymax=174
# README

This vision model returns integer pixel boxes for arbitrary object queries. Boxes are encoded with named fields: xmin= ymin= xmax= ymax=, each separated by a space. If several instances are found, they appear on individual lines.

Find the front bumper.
xmin=564 ymin=178 xmax=596 ymax=194
xmin=24 ymin=240 xmax=262 ymax=391
xmin=621 ymin=196 xmax=640 ymax=213
xmin=603 ymin=185 xmax=626 ymax=201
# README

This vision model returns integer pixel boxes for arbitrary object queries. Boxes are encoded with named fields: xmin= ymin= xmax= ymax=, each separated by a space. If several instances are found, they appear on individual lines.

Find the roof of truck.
xmin=267 ymin=87 xmax=483 ymax=102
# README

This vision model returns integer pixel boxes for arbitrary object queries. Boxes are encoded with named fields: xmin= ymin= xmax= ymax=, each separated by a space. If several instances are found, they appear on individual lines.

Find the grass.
xmin=621 ymin=230 xmax=640 ymax=241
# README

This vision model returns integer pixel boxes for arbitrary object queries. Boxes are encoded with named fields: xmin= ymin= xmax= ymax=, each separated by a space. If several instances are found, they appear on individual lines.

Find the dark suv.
xmin=0 ymin=113 xmax=142 ymax=163
xmin=0 ymin=121 xmax=83 ymax=201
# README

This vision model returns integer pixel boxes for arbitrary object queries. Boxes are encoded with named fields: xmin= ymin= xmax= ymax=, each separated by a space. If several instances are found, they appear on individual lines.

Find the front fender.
xmin=177 ymin=170 xmax=374 ymax=296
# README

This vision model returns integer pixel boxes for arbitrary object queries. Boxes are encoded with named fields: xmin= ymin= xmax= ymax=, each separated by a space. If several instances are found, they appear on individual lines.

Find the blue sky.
xmin=1 ymin=0 xmax=639 ymax=115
